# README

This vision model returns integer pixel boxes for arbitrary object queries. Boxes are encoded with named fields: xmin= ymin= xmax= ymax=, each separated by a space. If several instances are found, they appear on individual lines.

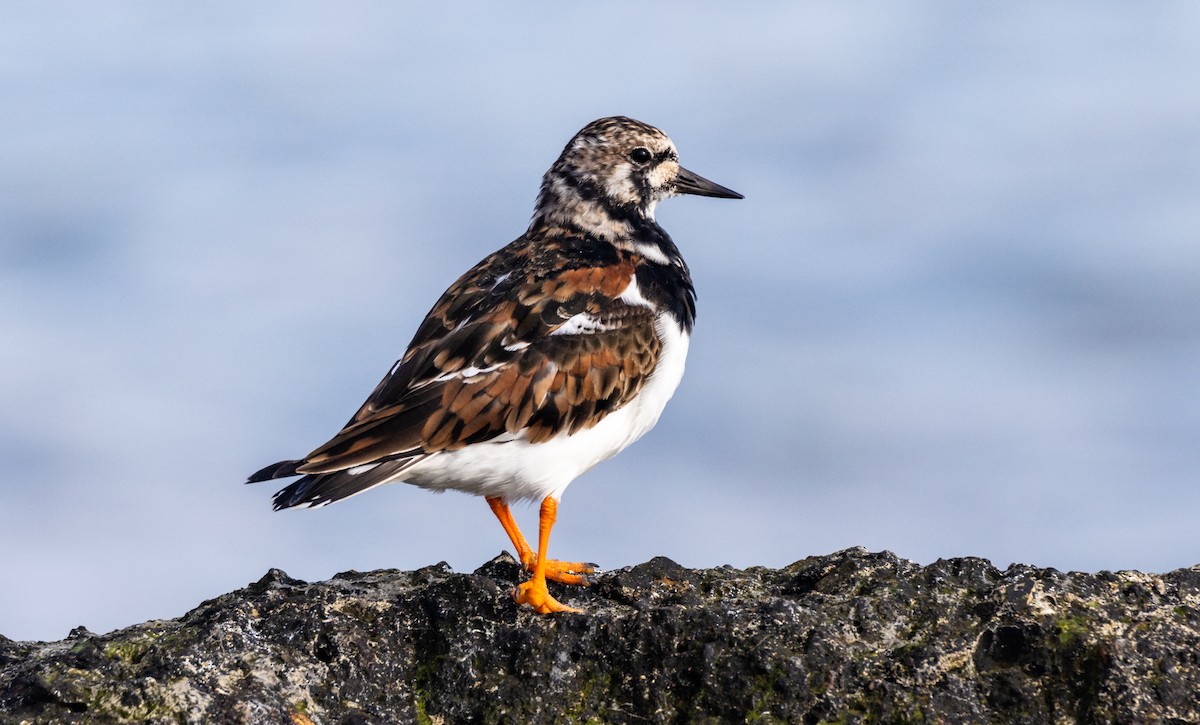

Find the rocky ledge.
xmin=2 ymin=548 xmax=1199 ymax=724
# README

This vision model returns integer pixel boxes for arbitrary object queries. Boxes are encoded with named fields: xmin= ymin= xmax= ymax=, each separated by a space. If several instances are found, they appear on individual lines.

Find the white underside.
xmin=389 ymin=315 xmax=689 ymax=502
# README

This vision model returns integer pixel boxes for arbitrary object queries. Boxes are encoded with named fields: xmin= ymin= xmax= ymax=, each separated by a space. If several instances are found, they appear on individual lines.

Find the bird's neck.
xmin=528 ymin=177 xmax=695 ymax=331
xmin=529 ymin=200 xmax=634 ymax=242
xmin=530 ymin=170 xmax=657 ymax=242
xmin=529 ymin=197 xmax=681 ymax=267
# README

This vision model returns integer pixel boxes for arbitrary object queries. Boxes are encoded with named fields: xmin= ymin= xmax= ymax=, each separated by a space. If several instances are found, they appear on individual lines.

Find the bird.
xmin=248 ymin=116 xmax=742 ymax=614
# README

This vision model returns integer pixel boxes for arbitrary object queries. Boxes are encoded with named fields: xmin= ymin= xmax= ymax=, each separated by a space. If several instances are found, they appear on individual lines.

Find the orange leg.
xmin=486 ymin=497 xmax=594 ymax=586
xmin=511 ymin=496 xmax=582 ymax=614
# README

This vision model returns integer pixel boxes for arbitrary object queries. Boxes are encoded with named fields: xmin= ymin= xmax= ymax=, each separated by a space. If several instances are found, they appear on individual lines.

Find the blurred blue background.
xmin=3 ymin=3 xmax=1198 ymax=641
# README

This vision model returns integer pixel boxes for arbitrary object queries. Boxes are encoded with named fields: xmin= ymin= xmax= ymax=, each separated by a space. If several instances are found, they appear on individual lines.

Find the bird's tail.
xmin=247 ymin=459 xmax=302 ymax=483
xmin=246 ymin=457 xmax=426 ymax=510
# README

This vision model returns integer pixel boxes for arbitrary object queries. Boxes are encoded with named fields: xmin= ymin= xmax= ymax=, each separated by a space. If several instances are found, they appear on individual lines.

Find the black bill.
xmin=675 ymin=166 xmax=744 ymax=199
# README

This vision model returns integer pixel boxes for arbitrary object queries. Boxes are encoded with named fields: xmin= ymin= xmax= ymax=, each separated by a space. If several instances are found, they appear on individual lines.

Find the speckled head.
xmin=533 ymin=116 xmax=742 ymax=233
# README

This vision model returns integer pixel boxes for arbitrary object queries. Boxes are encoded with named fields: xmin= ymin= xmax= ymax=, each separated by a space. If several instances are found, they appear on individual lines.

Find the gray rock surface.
xmin=3 ymin=548 xmax=1199 ymax=723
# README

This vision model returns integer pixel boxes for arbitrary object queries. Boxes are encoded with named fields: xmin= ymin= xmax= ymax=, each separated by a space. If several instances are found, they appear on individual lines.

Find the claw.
xmin=512 ymin=580 xmax=582 ymax=614
xmin=487 ymin=496 xmax=597 ymax=588
xmin=489 ymin=496 xmax=590 ymax=614
xmin=522 ymin=557 xmax=596 ymax=586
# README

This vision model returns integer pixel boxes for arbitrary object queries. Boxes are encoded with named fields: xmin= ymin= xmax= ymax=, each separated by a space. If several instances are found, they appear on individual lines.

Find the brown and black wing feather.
xmin=249 ymin=231 xmax=664 ymax=508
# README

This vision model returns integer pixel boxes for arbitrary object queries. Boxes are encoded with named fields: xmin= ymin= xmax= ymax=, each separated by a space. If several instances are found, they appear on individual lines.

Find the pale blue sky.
xmin=3 ymin=3 xmax=1199 ymax=641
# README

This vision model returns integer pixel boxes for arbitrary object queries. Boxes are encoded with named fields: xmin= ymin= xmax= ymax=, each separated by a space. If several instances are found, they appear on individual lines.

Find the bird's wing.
xmin=294 ymin=238 xmax=662 ymax=474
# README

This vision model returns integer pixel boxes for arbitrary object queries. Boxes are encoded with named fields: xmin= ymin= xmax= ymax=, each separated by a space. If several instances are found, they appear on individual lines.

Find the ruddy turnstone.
xmin=249 ymin=116 xmax=742 ymax=614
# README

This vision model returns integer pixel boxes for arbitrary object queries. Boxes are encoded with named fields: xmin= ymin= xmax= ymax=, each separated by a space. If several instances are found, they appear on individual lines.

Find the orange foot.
xmin=487 ymin=497 xmax=597 ymax=587
xmin=513 ymin=578 xmax=582 ymax=614
xmin=517 ymin=554 xmax=597 ymax=586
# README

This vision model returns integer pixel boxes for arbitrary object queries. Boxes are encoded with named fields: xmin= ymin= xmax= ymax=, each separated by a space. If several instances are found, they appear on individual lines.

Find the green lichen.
xmin=103 ymin=635 xmax=157 ymax=667
xmin=562 ymin=670 xmax=612 ymax=721
xmin=63 ymin=677 xmax=183 ymax=723
xmin=1055 ymin=615 xmax=1089 ymax=647
xmin=409 ymin=648 xmax=448 ymax=724
xmin=745 ymin=664 xmax=789 ymax=723
xmin=415 ymin=694 xmax=433 ymax=725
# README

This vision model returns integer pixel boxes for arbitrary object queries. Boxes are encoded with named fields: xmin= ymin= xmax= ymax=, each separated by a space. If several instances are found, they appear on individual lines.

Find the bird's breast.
xmin=398 ymin=313 xmax=690 ymax=501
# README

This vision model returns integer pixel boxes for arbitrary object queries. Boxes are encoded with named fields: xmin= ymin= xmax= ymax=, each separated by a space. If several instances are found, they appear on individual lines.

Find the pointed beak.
xmin=675 ymin=166 xmax=744 ymax=199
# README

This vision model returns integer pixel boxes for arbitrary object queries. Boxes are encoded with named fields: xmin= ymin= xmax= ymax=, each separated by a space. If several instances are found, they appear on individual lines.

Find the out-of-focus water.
xmin=2 ymin=3 xmax=1198 ymax=641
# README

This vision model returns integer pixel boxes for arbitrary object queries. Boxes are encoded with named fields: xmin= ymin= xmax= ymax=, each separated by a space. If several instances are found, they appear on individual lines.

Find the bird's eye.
xmin=629 ymin=147 xmax=652 ymax=164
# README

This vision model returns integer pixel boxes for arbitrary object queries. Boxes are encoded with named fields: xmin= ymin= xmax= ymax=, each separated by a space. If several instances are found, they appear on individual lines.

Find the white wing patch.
xmin=433 ymin=362 xmax=504 ymax=382
xmin=552 ymin=273 xmax=652 ymax=336
xmin=551 ymin=312 xmax=610 ymax=336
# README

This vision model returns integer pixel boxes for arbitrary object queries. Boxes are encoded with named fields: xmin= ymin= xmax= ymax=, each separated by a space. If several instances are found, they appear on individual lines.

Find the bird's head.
xmin=532 ymin=116 xmax=742 ymax=237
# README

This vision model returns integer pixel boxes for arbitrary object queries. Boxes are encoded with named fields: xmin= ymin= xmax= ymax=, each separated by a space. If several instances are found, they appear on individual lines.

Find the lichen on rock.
xmin=3 ymin=548 xmax=1199 ymax=723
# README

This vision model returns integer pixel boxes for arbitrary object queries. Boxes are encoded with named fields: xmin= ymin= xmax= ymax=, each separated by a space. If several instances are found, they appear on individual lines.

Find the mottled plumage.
xmin=249 ymin=116 xmax=741 ymax=613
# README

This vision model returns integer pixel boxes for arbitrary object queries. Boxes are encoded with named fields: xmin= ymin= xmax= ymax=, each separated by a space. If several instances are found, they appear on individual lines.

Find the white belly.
xmin=399 ymin=316 xmax=690 ymax=501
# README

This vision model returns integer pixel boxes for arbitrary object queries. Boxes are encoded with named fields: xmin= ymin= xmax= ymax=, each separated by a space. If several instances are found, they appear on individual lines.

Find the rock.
xmin=3 ymin=548 xmax=1199 ymax=723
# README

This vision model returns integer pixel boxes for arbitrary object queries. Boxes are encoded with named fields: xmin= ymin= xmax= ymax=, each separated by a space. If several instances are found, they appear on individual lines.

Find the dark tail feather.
xmin=269 ymin=457 xmax=424 ymax=510
xmin=247 ymin=459 xmax=303 ymax=483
